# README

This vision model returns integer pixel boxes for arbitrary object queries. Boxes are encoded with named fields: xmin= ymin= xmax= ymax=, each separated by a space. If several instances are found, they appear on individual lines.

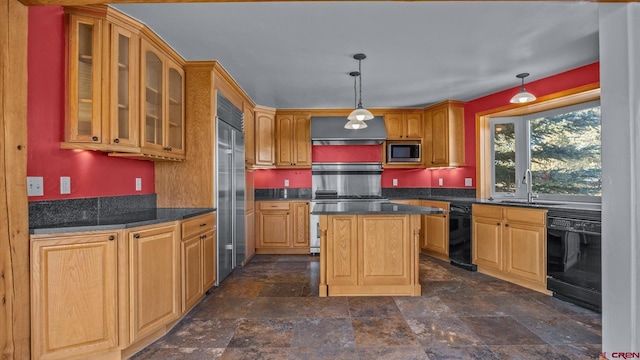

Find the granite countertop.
xmin=30 ymin=208 xmax=216 ymax=235
xmin=390 ymin=196 xmax=601 ymax=212
xmin=311 ymin=201 xmax=445 ymax=215
xmin=255 ymin=195 xmax=311 ymax=201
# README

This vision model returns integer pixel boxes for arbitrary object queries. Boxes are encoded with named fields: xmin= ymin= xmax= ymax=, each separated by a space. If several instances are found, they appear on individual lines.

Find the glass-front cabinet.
xmin=67 ymin=15 xmax=102 ymax=143
xmin=109 ymin=25 xmax=139 ymax=148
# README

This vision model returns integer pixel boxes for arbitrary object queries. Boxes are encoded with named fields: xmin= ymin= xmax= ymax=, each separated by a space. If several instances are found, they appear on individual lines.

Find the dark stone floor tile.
xmin=419 ymin=262 xmax=458 ymax=281
xmin=294 ymin=297 xmax=351 ymax=318
xmin=227 ymin=319 xmax=297 ymax=348
xmin=531 ymin=296 xmax=601 ymax=318
xmin=210 ymin=280 xmax=263 ymax=298
xmin=357 ymin=346 xmax=429 ymax=360
xmin=572 ymin=315 xmax=602 ymax=336
xmin=162 ymin=318 xmax=240 ymax=348
xmin=274 ymin=261 xmax=310 ymax=270
xmin=266 ymin=269 xmax=312 ymax=282
xmin=406 ymin=316 xmax=483 ymax=347
xmin=258 ymin=282 xmax=305 ymax=297
xmin=439 ymin=294 xmax=510 ymax=317
xmin=494 ymin=296 xmax=564 ymax=318
xmin=459 ymin=316 xmax=545 ymax=346
xmin=291 ymin=318 xmax=355 ymax=348
xmin=278 ymin=254 xmax=316 ymax=262
xmin=420 ymin=280 xmax=468 ymax=296
xmin=348 ymin=296 xmax=403 ymax=318
xmin=249 ymin=254 xmax=281 ymax=263
xmin=489 ymin=344 xmax=574 ymax=360
xmin=394 ymin=296 xmax=454 ymax=318
xmin=244 ymin=297 xmax=306 ymax=318
xmin=424 ymin=345 xmax=499 ymax=360
xmin=302 ymin=282 xmax=320 ymax=297
xmin=351 ymin=317 xmax=420 ymax=347
xmin=288 ymin=347 xmax=358 ymax=360
xmin=188 ymin=297 xmax=254 ymax=319
xmin=553 ymin=343 xmax=602 ymax=359
xmin=514 ymin=316 xmax=601 ymax=345
xmin=220 ymin=347 xmax=291 ymax=360
xmin=131 ymin=347 xmax=224 ymax=360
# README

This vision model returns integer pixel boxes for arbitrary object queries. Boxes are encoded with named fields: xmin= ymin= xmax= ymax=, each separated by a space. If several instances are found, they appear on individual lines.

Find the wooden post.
xmin=0 ymin=0 xmax=30 ymax=358
xmin=318 ymin=215 xmax=327 ymax=297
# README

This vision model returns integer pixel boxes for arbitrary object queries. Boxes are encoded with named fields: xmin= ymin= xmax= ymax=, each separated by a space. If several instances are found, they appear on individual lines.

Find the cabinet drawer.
xmin=472 ymin=204 xmax=503 ymax=219
xmin=258 ymin=201 xmax=291 ymax=211
xmin=182 ymin=213 xmax=216 ymax=239
xmin=421 ymin=200 xmax=450 ymax=212
xmin=505 ymin=207 xmax=546 ymax=225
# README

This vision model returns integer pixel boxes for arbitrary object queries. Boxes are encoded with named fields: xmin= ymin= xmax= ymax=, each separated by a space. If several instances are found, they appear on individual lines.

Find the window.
xmin=490 ymin=100 xmax=601 ymax=202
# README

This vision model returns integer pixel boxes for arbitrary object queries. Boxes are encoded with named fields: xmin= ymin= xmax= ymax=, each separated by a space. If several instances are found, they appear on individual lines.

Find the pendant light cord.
xmin=358 ymin=59 xmax=363 ymax=109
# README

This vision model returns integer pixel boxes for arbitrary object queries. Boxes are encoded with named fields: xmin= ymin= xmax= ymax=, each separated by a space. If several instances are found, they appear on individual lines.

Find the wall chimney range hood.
xmin=311 ymin=116 xmax=387 ymax=145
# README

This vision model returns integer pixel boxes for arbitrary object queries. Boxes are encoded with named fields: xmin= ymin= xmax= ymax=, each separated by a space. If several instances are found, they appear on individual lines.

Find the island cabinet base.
xmin=318 ymin=214 xmax=422 ymax=297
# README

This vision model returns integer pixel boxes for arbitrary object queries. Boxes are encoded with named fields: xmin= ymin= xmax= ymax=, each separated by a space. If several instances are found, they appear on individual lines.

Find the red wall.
xmin=27 ymin=7 xmax=155 ymax=201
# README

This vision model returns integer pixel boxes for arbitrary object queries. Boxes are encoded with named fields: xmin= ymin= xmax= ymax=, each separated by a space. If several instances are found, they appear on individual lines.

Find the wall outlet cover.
xmin=60 ymin=176 xmax=71 ymax=194
xmin=465 ymin=178 xmax=473 ymax=187
xmin=392 ymin=179 xmax=398 ymax=187
xmin=438 ymin=178 xmax=443 ymax=187
xmin=135 ymin=178 xmax=142 ymax=191
xmin=27 ymin=176 xmax=44 ymax=197
xmin=284 ymin=179 xmax=290 ymax=187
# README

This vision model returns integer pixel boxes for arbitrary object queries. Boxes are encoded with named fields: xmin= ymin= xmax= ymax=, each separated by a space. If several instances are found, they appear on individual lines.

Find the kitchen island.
xmin=312 ymin=201 xmax=444 ymax=297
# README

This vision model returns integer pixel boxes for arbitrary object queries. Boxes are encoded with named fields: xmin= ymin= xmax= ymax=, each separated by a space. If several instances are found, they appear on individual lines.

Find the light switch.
xmin=27 ymin=176 xmax=44 ymax=197
xmin=284 ymin=179 xmax=290 ymax=187
xmin=135 ymin=178 xmax=142 ymax=191
xmin=438 ymin=178 xmax=443 ymax=187
xmin=465 ymin=178 xmax=473 ymax=187
xmin=60 ymin=176 xmax=71 ymax=194
xmin=392 ymin=179 xmax=398 ymax=187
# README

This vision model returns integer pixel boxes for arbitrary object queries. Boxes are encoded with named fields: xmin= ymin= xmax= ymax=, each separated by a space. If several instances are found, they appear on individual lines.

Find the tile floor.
xmin=131 ymin=254 xmax=601 ymax=360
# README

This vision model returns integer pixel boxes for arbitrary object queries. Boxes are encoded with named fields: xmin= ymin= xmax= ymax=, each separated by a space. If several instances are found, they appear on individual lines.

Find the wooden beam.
xmin=0 ymin=0 xmax=30 ymax=359
xmin=17 ymin=0 xmax=640 ymax=8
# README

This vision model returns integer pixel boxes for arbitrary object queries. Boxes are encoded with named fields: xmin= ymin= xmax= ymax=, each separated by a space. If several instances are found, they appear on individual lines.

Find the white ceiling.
xmin=114 ymin=1 xmax=599 ymax=109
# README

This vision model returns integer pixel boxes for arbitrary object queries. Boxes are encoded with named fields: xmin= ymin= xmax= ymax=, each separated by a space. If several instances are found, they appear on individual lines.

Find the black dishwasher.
xmin=449 ymin=203 xmax=477 ymax=271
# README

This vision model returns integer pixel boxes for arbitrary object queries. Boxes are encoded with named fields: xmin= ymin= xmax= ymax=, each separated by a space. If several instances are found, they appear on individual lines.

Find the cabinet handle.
xmin=497 ymin=223 xmax=500 ymax=226
xmin=168 ymin=147 xmax=173 ymax=151
xmin=134 ymin=234 xmax=140 ymax=239
xmin=114 ymin=138 xmax=120 ymax=144
xmin=200 ymin=223 xmax=207 ymax=227
xmin=505 ymin=224 xmax=509 ymax=227
xmin=202 ymin=234 xmax=207 ymax=239
xmin=108 ymin=235 xmax=115 ymax=241
xmin=92 ymin=136 xmax=98 ymax=141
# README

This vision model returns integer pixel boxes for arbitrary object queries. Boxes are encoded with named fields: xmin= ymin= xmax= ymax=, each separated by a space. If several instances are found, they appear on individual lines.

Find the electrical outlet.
xmin=438 ymin=178 xmax=443 ymax=187
xmin=392 ymin=179 xmax=398 ymax=187
xmin=465 ymin=178 xmax=473 ymax=187
xmin=284 ymin=179 xmax=290 ymax=187
xmin=27 ymin=176 xmax=44 ymax=197
xmin=60 ymin=176 xmax=71 ymax=194
xmin=135 ymin=178 xmax=142 ymax=191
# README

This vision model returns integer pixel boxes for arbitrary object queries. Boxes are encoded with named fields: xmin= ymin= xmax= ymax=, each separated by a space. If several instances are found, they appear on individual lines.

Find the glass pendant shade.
xmin=510 ymin=88 xmax=537 ymax=103
xmin=344 ymin=119 xmax=367 ymax=130
xmin=347 ymin=107 xmax=374 ymax=121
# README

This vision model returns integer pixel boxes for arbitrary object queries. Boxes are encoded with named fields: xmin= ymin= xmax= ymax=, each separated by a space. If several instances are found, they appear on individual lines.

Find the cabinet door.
xmin=67 ymin=15 xmax=103 ymax=143
xmin=404 ymin=112 xmax=423 ymax=139
xmin=326 ymin=215 xmax=358 ymax=286
xmin=429 ymin=106 xmax=449 ymax=166
xmin=358 ymin=215 xmax=412 ymax=285
xmin=275 ymin=114 xmax=294 ymax=166
xmin=31 ymin=232 xmax=118 ymax=360
xmin=472 ymin=216 xmax=503 ymax=271
xmin=244 ymin=104 xmax=255 ymax=165
xmin=292 ymin=202 xmax=310 ymax=247
xmin=202 ymin=228 xmax=217 ymax=291
xmin=255 ymin=109 xmax=275 ymax=166
xmin=293 ymin=114 xmax=311 ymax=167
xmin=166 ymin=61 xmax=185 ymax=156
xmin=140 ymin=40 xmax=165 ymax=152
xmin=128 ymin=224 xmax=180 ymax=343
xmin=423 ymin=214 xmax=449 ymax=255
xmin=258 ymin=211 xmax=291 ymax=248
xmin=181 ymin=235 xmax=203 ymax=313
xmin=109 ymin=25 xmax=139 ymax=147
xmin=504 ymin=222 xmax=546 ymax=285
xmin=384 ymin=113 xmax=405 ymax=139
xmin=245 ymin=210 xmax=255 ymax=261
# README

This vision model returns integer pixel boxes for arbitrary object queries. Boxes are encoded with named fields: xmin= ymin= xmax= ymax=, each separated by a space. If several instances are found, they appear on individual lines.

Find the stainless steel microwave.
xmin=387 ymin=141 xmax=421 ymax=163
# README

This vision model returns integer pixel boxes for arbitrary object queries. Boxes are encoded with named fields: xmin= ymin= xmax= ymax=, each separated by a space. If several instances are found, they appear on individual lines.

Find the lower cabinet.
xmin=420 ymin=200 xmax=450 ymax=260
xmin=31 ymin=231 xmax=119 ymax=360
xmin=472 ymin=204 xmax=547 ymax=292
xmin=180 ymin=212 xmax=217 ymax=313
xmin=256 ymin=200 xmax=309 ymax=254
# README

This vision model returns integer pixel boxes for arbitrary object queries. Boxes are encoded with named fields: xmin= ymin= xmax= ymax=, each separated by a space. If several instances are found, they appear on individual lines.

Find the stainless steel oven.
xmin=547 ymin=208 xmax=601 ymax=312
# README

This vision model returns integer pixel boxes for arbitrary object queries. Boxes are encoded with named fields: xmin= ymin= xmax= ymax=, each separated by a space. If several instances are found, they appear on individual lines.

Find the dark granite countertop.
xmin=30 ymin=208 xmax=216 ymax=235
xmin=388 ymin=196 xmax=600 ymax=212
xmin=255 ymin=196 xmax=311 ymax=201
xmin=311 ymin=201 xmax=445 ymax=215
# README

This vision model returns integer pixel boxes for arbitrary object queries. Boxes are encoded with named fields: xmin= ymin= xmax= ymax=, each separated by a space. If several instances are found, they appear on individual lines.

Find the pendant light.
xmin=509 ymin=73 xmax=537 ymax=104
xmin=345 ymin=71 xmax=367 ymax=129
xmin=347 ymin=53 xmax=374 ymax=122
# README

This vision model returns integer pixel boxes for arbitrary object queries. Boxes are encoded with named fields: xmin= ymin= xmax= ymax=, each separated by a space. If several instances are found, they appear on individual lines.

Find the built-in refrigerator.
xmin=215 ymin=93 xmax=245 ymax=284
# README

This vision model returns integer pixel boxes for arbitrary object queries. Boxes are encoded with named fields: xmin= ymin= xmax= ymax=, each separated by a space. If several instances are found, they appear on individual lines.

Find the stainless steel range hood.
xmin=310 ymin=116 xmax=387 ymax=145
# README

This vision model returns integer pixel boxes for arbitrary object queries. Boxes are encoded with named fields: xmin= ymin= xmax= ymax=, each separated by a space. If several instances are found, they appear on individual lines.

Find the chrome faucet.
xmin=522 ymin=169 xmax=538 ymax=203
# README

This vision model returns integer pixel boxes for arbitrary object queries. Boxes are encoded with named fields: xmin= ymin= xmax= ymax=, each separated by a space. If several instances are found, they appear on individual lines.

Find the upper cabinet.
xmin=384 ymin=111 xmax=423 ymax=140
xmin=244 ymin=103 xmax=255 ymax=166
xmin=424 ymin=100 xmax=465 ymax=168
xmin=62 ymin=6 xmax=185 ymax=161
xmin=275 ymin=113 xmax=311 ymax=168
xmin=254 ymin=106 xmax=276 ymax=168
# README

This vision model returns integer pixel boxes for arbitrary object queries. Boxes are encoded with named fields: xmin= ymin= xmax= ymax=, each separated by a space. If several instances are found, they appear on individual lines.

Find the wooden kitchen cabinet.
xmin=384 ymin=111 xmax=423 ymax=139
xmin=244 ymin=103 xmax=255 ymax=165
xmin=256 ymin=200 xmax=309 ymax=254
xmin=424 ymin=100 xmax=465 ymax=168
xmin=472 ymin=204 xmax=547 ymax=293
xmin=275 ymin=113 xmax=311 ymax=168
xmin=244 ymin=169 xmax=256 ymax=263
xmin=31 ymin=230 xmax=119 ymax=360
xmin=180 ymin=212 xmax=216 ymax=313
xmin=125 ymin=222 xmax=180 ymax=344
xmin=326 ymin=215 xmax=359 ymax=286
xmin=420 ymin=200 xmax=450 ymax=260
xmin=254 ymin=106 xmax=276 ymax=167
